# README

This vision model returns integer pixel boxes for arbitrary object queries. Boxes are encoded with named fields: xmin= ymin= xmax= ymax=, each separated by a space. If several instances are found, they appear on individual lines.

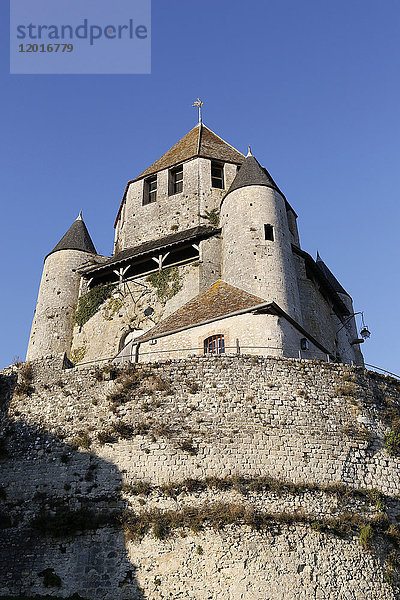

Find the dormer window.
xmin=169 ymin=165 xmax=183 ymax=195
xmin=211 ymin=161 xmax=224 ymax=189
xmin=143 ymin=175 xmax=157 ymax=205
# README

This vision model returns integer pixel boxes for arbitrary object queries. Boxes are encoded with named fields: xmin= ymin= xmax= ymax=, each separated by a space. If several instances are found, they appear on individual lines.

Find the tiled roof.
xmin=135 ymin=281 xmax=267 ymax=342
xmin=134 ymin=123 xmax=244 ymax=182
xmin=83 ymin=225 xmax=219 ymax=274
xmin=114 ymin=124 xmax=244 ymax=227
xmin=47 ymin=214 xmax=96 ymax=259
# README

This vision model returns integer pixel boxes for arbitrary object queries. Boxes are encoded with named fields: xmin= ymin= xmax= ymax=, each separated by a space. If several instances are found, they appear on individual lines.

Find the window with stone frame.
xmin=204 ymin=334 xmax=225 ymax=354
xmin=169 ymin=165 xmax=183 ymax=195
xmin=211 ymin=161 xmax=224 ymax=189
xmin=143 ymin=175 xmax=157 ymax=205
xmin=264 ymin=224 xmax=274 ymax=241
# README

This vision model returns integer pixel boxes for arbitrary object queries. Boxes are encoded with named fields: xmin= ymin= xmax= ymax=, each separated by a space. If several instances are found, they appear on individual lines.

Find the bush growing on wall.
xmin=75 ymin=283 xmax=115 ymax=327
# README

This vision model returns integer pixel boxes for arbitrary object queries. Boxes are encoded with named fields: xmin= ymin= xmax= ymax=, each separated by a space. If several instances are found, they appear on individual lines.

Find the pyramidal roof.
xmin=225 ymin=151 xmax=283 ymax=197
xmin=133 ymin=123 xmax=245 ymax=182
xmin=47 ymin=212 xmax=97 ymax=258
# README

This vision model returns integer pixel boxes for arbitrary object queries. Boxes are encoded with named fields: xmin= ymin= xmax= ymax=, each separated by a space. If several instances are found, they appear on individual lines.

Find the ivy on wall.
xmin=75 ymin=284 xmax=115 ymax=327
xmin=146 ymin=267 xmax=182 ymax=304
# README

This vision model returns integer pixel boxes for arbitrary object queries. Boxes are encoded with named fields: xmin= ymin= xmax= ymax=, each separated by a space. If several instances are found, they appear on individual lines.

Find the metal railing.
xmin=72 ymin=346 xmax=400 ymax=381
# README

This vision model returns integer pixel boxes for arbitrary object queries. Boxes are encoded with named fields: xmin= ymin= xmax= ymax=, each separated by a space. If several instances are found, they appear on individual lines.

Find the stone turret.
xmin=220 ymin=151 xmax=303 ymax=323
xmin=26 ymin=213 xmax=97 ymax=361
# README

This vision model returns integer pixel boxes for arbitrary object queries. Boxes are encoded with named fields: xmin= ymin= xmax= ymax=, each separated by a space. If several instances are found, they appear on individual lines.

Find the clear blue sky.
xmin=1 ymin=0 xmax=399 ymax=373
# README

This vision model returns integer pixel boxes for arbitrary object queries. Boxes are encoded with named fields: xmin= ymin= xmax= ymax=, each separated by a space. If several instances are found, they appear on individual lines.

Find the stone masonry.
xmin=1 ymin=355 xmax=399 ymax=599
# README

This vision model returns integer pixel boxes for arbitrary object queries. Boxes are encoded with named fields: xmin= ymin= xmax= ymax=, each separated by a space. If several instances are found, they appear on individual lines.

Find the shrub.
xmin=122 ymin=482 xmax=152 ymax=496
xmin=385 ymin=426 xmax=400 ymax=456
xmin=75 ymin=283 xmax=115 ymax=327
xmin=146 ymin=267 xmax=182 ymax=303
xmin=360 ymin=524 xmax=373 ymax=550
xmin=31 ymin=508 xmax=113 ymax=537
xmin=15 ymin=362 xmax=34 ymax=396
xmin=97 ymin=429 xmax=117 ymax=445
xmin=72 ymin=431 xmax=91 ymax=450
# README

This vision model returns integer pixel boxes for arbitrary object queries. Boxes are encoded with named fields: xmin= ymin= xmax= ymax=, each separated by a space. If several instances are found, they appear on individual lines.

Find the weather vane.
xmin=192 ymin=98 xmax=204 ymax=124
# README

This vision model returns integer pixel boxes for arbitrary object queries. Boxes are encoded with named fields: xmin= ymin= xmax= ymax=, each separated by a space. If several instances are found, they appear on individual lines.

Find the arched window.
xmin=204 ymin=335 xmax=225 ymax=355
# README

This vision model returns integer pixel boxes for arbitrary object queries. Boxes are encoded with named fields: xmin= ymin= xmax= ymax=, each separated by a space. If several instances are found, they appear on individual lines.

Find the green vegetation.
xmin=360 ymin=524 xmax=373 ymax=550
xmin=200 ymin=208 xmax=220 ymax=227
xmin=121 ymin=502 xmax=389 ymax=542
xmin=75 ymin=283 xmax=115 ymax=327
xmin=385 ymin=422 xmax=400 ymax=456
xmin=70 ymin=344 xmax=87 ymax=364
xmin=146 ymin=266 xmax=182 ymax=303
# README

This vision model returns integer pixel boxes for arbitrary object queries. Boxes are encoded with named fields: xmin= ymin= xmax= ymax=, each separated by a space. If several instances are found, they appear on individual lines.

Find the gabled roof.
xmin=223 ymin=152 xmax=284 ymax=199
xmin=83 ymin=225 xmax=219 ymax=275
xmin=134 ymin=123 xmax=244 ymax=182
xmin=135 ymin=280 xmax=267 ymax=342
xmin=316 ymin=253 xmax=350 ymax=298
xmin=114 ymin=124 xmax=244 ymax=227
xmin=46 ymin=213 xmax=97 ymax=259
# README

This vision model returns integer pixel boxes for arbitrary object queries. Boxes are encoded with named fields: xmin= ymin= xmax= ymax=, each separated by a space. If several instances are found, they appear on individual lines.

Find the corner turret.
xmin=26 ymin=213 xmax=97 ymax=361
xmin=220 ymin=152 xmax=303 ymax=323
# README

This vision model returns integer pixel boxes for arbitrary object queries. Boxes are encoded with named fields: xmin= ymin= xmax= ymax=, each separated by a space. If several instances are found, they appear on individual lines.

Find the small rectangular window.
xmin=143 ymin=175 xmax=157 ymax=205
xmin=169 ymin=165 xmax=183 ymax=195
xmin=264 ymin=224 xmax=274 ymax=241
xmin=211 ymin=161 xmax=224 ymax=189
xmin=300 ymin=338 xmax=309 ymax=350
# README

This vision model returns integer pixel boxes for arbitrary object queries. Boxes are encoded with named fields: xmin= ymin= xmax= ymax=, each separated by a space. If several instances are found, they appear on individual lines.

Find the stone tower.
xmin=220 ymin=150 xmax=303 ymax=323
xmin=26 ymin=213 xmax=97 ymax=361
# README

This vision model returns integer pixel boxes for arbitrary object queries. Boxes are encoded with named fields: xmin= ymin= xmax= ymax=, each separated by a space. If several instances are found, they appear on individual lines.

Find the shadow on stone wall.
xmin=0 ymin=371 xmax=144 ymax=600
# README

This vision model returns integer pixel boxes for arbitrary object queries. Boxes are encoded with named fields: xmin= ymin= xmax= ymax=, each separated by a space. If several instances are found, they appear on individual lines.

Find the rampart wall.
xmin=1 ymin=355 xmax=399 ymax=599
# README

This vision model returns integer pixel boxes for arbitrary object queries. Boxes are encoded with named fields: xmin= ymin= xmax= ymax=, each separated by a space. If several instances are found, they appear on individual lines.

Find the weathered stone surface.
xmin=0 ymin=356 xmax=399 ymax=598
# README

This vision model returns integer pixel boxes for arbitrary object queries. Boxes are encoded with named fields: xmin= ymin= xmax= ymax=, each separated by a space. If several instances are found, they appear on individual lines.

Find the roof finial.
xmin=192 ymin=98 xmax=204 ymax=124
xmin=247 ymin=146 xmax=253 ymax=157
xmin=76 ymin=211 xmax=83 ymax=221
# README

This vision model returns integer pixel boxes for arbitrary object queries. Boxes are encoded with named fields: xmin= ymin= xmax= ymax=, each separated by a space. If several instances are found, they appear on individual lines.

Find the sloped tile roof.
xmin=135 ymin=281 xmax=267 ymax=342
xmin=83 ymin=225 xmax=219 ymax=274
xmin=134 ymin=124 xmax=244 ymax=182
xmin=114 ymin=124 xmax=244 ymax=227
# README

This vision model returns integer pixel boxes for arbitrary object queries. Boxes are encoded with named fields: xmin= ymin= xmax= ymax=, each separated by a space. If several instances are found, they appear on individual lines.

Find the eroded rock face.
xmin=0 ymin=355 xmax=399 ymax=599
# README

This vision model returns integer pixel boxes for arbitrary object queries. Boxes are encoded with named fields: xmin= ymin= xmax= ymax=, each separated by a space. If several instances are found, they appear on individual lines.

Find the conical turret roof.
xmin=225 ymin=152 xmax=283 ymax=197
xmin=47 ymin=212 xmax=97 ymax=258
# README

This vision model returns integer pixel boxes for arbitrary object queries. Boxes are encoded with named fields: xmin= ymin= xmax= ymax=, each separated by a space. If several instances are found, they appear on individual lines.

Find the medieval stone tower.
xmin=2 ymin=118 xmax=399 ymax=600
xmin=26 ymin=121 xmax=366 ymax=367
xmin=26 ymin=213 xmax=97 ymax=361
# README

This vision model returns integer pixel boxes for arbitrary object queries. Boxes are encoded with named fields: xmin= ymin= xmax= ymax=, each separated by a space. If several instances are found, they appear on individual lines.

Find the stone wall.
xmin=220 ymin=185 xmax=303 ymax=323
xmin=1 ymin=355 xmax=399 ymax=599
xmin=27 ymin=249 xmax=95 ymax=362
xmin=115 ymin=158 xmax=237 ymax=252
xmin=138 ymin=313 xmax=328 ymax=362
